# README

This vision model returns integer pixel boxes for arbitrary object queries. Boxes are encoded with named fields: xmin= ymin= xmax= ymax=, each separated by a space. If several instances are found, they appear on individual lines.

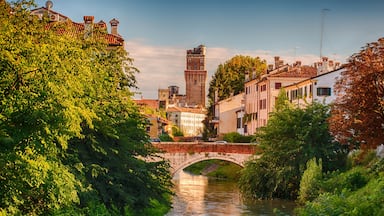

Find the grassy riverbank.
xmin=183 ymin=160 xmax=242 ymax=181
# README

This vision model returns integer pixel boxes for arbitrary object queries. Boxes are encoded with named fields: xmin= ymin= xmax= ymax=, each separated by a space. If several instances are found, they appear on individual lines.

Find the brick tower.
xmin=184 ymin=45 xmax=207 ymax=107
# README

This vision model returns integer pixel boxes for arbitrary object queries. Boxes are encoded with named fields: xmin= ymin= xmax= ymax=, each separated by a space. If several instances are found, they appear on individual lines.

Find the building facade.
xmin=184 ymin=45 xmax=207 ymax=107
xmin=284 ymin=67 xmax=344 ymax=108
xmin=167 ymin=106 xmax=206 ymax=137
xmin=244 ymin=57 xmax=317 ymax=135
xmin=216 ymin=93 xmax=245 ymax=136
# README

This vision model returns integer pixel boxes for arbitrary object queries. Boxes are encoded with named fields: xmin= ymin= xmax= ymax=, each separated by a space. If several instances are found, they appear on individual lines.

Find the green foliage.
xmin=206 ymin=162 xmax=242 ymax=181
xmin=347 ymin=149 xmax=378 ymax=169
xmin=222 ymin=132 xmax=253 ymax=143
xmin=159 ymin=133 xmax=174 ymax=142
xmin=184 ymin=160 xmax=215 ymax=175
xmin=223 ymin=132 xmax=241 ymax=142
xmin=0 ymin=1 xmax=172 ymax=215
xmin=207 ymin=55 xmax=266 ymax=103
xmin=239 ymin=96 xmax=347 ymax=200
xmin=184 ymin=160 xmax=242 ymax=181
xmin=0 ymin=148 xmax=79 ymax=215
xmin=296 ymin=172 xmax=384 ymax=216
xmin=172 ymin=126 xmax=184 ymax=137
xmin=295 ymin=157 xmax=384 ymax=215
xmin=320 ymin=167 xmax=369 ymax=194
xmin=298 ymin=158 xmax=323 ymax=204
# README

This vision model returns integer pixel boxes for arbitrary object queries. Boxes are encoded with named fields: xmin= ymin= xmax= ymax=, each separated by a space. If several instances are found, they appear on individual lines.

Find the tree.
xmin=329 ymin=38 xmax=384 ymax=150
xmin=207 ymin=55 xmax=266 ymax=104
xmin=0 ymin=1 xmax=172 ymax=215
xmin=204 ymin=55 xmax=266 ymax=139
xmin=239 ymin=90 xmax=347 ymax=200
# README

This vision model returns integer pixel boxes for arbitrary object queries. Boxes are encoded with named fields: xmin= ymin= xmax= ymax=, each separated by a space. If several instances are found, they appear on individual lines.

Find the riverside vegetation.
xmin=203 ymin=35 xmax=384 ymax=214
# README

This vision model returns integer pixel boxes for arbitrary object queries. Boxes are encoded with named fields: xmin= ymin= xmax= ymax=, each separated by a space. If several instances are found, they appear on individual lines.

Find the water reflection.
xmin=166 ymin=170 xmax=296 ymax=216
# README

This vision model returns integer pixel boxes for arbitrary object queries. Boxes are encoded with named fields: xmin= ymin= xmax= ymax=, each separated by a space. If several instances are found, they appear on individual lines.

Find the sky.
xmin=33 ymin=0 xmax=384 ymax=99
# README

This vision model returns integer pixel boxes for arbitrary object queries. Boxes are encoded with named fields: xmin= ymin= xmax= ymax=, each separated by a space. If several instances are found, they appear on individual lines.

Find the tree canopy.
xmin=329 ymin=38 xmax=384 ymax=150
xmin=207 ymin=55 xmax=266 ymax=105
xmin=0 ymin=1 xmax=172 ymax=215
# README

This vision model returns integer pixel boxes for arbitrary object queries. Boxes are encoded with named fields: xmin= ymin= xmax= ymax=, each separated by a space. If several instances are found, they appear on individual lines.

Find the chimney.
xmin=109 ymin=18 xmax=120 ymax=35
xmin=97 ymin=20 xmax=107 ymax=32
xmin=274 ymin=56 xmax=280 ymax=69
xmin=84 ymin=16 xmax=94 ymax=24
xmin=83 ymin=16 xmax=94 ymax=38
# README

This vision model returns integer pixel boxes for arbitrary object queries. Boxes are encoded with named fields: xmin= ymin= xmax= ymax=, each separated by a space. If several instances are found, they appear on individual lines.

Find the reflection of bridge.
xmin=152 ymin=142 xmax=261 ymax=176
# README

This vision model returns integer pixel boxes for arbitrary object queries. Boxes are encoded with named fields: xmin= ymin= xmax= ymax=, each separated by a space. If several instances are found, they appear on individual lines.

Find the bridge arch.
xmin=172 ymin=154 xmax=245 ymax=177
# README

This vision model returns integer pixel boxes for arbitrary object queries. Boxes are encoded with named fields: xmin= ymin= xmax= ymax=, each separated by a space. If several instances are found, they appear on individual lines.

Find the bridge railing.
xmin=152 ymin=142 xmax=261 ymax=154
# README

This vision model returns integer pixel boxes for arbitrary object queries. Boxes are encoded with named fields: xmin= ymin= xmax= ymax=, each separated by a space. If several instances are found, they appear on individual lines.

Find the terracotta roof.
xmin=270 ymin=65 xmax=317 ymax=78
xmin=134 ymin=99 xmax=159 ymax=110
xmin=167 ymin=106 xmax=206 ymax=114
xmin=31 ymin=7 xmax=124 ymax=46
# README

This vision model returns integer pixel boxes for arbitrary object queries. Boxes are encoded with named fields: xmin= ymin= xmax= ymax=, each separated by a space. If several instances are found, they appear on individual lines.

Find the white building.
xmin=167 ymin=106 xmax=206 ymax=137
xmin=284 ymin=59 xmax=344 ymax=107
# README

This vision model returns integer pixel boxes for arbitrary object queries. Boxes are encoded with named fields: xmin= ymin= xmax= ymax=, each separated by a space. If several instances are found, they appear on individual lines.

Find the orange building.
xmin=244 ymin=57 xmax=317 ymax=135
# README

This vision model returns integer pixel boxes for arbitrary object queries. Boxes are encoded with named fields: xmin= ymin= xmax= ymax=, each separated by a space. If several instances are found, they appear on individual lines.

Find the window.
xmin=317 ymin=87 xmax=331 ymax=96
xmin=261 ymin=84 xmax=267 ymax=92
xmin=304 ymin=86 xmax=308 ymax=97
xmin=275 ymin=82 xmax=282 ymax=89
xmin=298 ymin=87 xmax=303 ymax=98
xmin=237 ymin=117 xmax=241 ymax=129
xmin=259 ymin=99 xmax=267 ymax=109
xmin=310 ymin=85 xmax=313 ymax=96
xmin=246 ymin=86 xmax=250 ymax=94
xmin=291 ymin=89 xmax=298 ymax=100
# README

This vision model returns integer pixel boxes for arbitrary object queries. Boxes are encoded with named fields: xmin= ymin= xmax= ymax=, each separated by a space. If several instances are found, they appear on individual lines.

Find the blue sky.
xmin=33 ymin=0 xmax=384 ymax=99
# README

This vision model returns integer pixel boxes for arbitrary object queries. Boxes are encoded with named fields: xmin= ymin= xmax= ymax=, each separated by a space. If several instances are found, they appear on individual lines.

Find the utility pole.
xmin=320 ymin=8 xmax=330 ymax=60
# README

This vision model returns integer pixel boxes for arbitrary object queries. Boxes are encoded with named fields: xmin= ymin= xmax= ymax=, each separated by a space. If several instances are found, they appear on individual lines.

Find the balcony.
xmin=209 ymin=117 xmax=220 ymax=124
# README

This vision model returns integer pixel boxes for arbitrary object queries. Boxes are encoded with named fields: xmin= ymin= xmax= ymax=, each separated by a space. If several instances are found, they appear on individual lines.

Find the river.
xmin=166 ymin=171 xmax=296 ymax=216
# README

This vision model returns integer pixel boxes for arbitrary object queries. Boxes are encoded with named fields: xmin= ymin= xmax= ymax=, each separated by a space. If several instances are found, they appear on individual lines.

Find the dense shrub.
xmin=298 ymin=158 xmax=323 ymax=204
xmin=223 ymin=132 xmax=253 ymax=143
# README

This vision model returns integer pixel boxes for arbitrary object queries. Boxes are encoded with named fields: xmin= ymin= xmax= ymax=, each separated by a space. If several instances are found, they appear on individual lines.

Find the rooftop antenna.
xmin=320 ymin=8 xmax=330 ymax=60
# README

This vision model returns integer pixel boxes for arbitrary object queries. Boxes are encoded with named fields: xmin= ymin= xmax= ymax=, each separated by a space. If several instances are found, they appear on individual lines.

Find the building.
xmin=144 ymin=114 xmax=170 ymax=139
xmin=167 ymin=106 xmax=206 ymax=137
xmin=30 ymin=1 xmax=124 ymax=48
xmin=185 ymin=45 xmax=207 ymax=107
xmin=244 ymin=57 xmax=317 ymax=135
xmin=158 ymin=86 xmax=187 ymax=109
xmin=284 ymin=59 xmax=344 ymax=108
xmin=134 ymin=99 xmax=171 ymax=138
xmin=215 ymin=93 xmax=245 ymax=136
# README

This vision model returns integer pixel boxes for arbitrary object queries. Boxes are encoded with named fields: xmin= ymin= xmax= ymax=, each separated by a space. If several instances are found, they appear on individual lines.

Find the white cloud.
xmin=125 ymin=40 xmax=341 ymax=100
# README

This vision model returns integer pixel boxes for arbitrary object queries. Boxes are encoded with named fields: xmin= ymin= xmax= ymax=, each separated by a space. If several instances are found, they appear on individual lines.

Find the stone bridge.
xmin=152 ymin=142 xmax=261 ymax=176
